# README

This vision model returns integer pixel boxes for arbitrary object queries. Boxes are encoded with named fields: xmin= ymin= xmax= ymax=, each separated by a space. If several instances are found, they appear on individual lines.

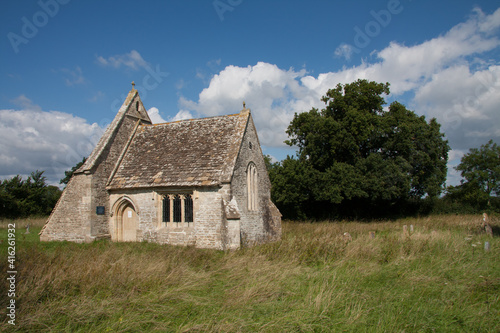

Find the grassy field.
xmin=0 ymin=215 xmax=499 ymax=332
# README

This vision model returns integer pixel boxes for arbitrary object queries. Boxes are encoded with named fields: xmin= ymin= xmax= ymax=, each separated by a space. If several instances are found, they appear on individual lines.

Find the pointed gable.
xmin=77 ymin=88 xmax=151 ymax=173
xmin=106 ymin=110 xmax=250 ymax=189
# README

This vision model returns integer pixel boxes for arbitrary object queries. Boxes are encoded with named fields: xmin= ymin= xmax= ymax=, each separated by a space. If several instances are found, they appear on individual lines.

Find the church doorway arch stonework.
xmin=113 ymin=197 xmax=139 ymax=242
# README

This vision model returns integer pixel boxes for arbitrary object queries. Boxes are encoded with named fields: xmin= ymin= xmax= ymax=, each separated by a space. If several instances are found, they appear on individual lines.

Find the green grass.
xmin=1 ymin=215 xmax=499 ymax=332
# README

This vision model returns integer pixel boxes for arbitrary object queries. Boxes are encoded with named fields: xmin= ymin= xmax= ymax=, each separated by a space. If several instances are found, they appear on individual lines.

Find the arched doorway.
xmin=113 ymin=197 xmax=139 ymax=242
xmin=121 ymin=204 xmax=137 ymax=241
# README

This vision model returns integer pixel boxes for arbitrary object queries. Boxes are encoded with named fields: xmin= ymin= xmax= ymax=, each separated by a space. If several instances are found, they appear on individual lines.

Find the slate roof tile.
xmin=107 ymin=111 xmax=249 ymax=189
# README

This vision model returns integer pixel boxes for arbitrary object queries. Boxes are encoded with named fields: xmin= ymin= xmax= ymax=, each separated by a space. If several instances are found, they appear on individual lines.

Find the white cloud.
xmin=180 ymin=7 xmax=500 ymax=186
xmin=180 ymin=62 xmax=313 ymax=147
xmin=96 ymin=50 xmax=148 ymax=70
xmin=0 ymin=97 xmax=103 ymax=186
xmin=170 ymin=110 xmax=193 ymax=122
xmin=334 ymin=43 xmax=355 ymax=60
xmin=147 ymin=107 xmax=167 ymax=124
xmin=413 ymin=64 xmax=500 ymax=151
xmin=147 ymin=107 xmax=192 ymax=124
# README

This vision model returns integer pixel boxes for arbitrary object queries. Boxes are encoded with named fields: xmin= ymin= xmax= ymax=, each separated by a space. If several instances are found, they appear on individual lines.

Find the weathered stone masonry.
xmin=40 ymin=86 xmax=281 ymax=249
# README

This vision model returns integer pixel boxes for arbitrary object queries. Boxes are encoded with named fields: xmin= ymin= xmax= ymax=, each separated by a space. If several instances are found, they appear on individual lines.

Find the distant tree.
xmin=269 ymin=156 xmax=323 ymax=219
xmin=274 ymin=79 xmax=449 ymax=218
xmin=263 ymin=155 xmax=275 ymax=172
xmin=455 ymin=140 xmax=500 ymax=207
xmin=60 ymin=157 xmax=87 ymax=186
xmin=0 ymin=171 xmax=61 ymax=218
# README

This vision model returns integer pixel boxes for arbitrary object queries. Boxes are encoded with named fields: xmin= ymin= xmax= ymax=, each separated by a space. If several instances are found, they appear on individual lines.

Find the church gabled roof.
xmin=106 ymin=109 xmax=250 ymax=189
xmin=77 ymin=88 xmax=151 ymax=173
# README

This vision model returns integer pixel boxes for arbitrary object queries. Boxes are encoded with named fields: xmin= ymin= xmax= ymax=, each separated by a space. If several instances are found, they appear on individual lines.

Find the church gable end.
xmin=229 ymin=108 xmax=281 ymax=245
xmin=40 ymin=86 xmax=151 ymax=242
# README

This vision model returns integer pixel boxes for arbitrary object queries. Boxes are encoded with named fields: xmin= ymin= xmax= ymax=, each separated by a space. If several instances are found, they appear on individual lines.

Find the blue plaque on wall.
xmin=96 ymin=206 xmax=105 ymax=215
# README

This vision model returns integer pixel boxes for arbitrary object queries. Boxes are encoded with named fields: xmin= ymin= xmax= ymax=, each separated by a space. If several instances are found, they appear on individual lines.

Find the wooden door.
xmin=122 ymin=205 xmax=137 ymax=241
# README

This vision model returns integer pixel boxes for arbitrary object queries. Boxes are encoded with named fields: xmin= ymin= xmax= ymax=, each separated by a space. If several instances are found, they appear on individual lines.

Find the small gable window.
xmin=162 ymin=193 xmax=194 ymax=227
xmin=247 ymin=162 xmax=258 ymax=211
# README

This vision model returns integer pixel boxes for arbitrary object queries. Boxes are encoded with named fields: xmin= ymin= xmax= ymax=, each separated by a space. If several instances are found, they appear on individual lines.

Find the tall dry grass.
xmin=0 ymin=217 xmax=47 ymax=229
xmin=0 ymin=214 xmax=498 ymax=332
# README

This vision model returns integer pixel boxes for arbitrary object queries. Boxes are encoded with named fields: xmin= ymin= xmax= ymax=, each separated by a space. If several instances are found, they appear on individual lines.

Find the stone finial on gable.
xmin=241 ymin=101 xmax=250 ymax=113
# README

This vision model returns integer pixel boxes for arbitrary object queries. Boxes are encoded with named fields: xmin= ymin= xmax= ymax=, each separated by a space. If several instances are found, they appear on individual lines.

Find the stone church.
xmin=40 ymin=85 xmax=282 ymax=249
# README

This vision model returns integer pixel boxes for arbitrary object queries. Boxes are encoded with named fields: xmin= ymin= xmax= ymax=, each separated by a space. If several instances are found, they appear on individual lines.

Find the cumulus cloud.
xmin=147 ymin=108 xmax=193 ymax=124
xmin=170 ymin=110 xmax=193 ymax=122
xmin=0 ymin=97 xmax=103 ymax=186
xmin=96 ymin=50 xmax=148 ymax=70
xmin=147 ymin=107 xmax=167 ymax=124
xmin=180 ymin=7 xmax=500 ymax=186
xmin=180 ymin=62 xmax=313 ymax=147
xmin=413 ymin=64 xmax=500 ymax=152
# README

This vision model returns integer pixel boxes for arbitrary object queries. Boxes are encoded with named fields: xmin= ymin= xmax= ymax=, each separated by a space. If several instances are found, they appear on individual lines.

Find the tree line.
xmin=0 ymin=171 xmax=61 ymax=219
xmin=0 ymin=158 xmax=86 ymax=219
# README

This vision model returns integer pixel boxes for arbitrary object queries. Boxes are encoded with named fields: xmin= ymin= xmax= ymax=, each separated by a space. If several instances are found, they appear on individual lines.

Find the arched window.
xmin=173 ymin=195 xmax=182 ymax=222
xmin=185 ymin=194 xmax=193 ymax=222
xmin=247 ymin=163 xmax=258 ymax=211
xmin=162 ymin=193 xmax=194 ymax=226
xmin=162 ymin=195 xmax=170 ymax=222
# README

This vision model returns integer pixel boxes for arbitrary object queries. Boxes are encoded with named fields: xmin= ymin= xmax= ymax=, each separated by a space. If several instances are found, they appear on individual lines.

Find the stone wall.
xmin=230 ymin=115 xmax=282 ymax=245
xmin=109 ymin=187 xmax=225 ymax=249
xmin=39 ymin=173 xmax=92 ymax=242
xmin=193 ymin=187 xmax=225 ymax=249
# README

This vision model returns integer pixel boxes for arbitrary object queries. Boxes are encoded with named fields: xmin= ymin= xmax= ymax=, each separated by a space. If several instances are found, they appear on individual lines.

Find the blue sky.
xmin=1 ymin=0 xmax=500 ymax=187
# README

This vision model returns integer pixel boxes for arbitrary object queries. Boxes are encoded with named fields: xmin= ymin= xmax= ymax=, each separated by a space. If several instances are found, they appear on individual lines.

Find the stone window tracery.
xmin=161 ymin=193 xmax=194 ymax=226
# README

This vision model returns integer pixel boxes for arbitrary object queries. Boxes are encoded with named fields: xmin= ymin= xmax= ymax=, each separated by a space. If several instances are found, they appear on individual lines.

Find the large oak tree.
xmin=275 ymin=79 xmax=449 ymax=218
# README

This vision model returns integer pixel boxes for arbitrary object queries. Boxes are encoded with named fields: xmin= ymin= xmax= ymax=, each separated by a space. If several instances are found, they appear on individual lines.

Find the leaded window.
xmin=173 ymin=195 xmax=182 ymax=222
xmin=185 ymin=194 xmax=193 ymax=222
xmin=161 ymin=193 xmax=194 ymax=226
